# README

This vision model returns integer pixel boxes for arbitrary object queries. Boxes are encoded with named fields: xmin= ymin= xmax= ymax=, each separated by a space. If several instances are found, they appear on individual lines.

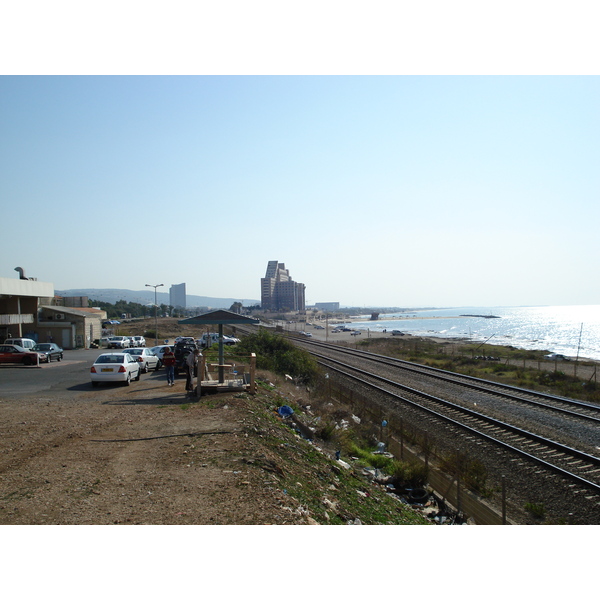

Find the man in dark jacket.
xmin=185 ymin=348 xmax=201 ymax=393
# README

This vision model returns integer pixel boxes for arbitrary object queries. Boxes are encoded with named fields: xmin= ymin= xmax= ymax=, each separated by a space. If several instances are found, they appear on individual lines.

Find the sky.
xmin=1 ymin=5 xmax=599 ymax=310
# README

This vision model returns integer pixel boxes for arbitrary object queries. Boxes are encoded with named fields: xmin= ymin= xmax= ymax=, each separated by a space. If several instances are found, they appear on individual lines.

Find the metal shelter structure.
xmin=178 ymin=309 xmax=259 ymax=385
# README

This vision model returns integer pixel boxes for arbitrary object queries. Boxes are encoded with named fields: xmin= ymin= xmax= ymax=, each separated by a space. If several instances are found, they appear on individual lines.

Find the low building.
xmin=37 ymin=305 xmax=107 ymax=349
xmin=1 ymin=274 xmax=106 ymax=349
xmin=315 ymin=302 xmax=340 ymax=311
xmin=1 ymin=275 xmax=54 ymax=341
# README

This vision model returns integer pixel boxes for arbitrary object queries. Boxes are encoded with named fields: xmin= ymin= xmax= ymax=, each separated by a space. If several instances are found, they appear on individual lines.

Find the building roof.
xmin=40 ymin=306 xmax=107 ymax=318
xmin=178 ymin=309 xmax=259 ymax=326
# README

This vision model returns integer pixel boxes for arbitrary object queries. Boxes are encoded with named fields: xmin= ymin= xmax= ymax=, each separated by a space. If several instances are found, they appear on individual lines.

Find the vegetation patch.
xmin=233 ymin=329 xmax=319 ymax=384
xmin=237 ymin=382 xmax=430 ymax=525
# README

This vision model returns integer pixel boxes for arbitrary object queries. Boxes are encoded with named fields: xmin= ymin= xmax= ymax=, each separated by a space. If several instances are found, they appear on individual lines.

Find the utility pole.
xmin=145 ymin=283 xmax=164 ymax=346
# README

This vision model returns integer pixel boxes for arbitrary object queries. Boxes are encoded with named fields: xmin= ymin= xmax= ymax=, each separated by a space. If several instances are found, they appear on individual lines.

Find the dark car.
xmin=174 ymin=341 xmax=198 ymax=375
xmin=33 ymin=343 xmax=64 ymax=362
xmin=0 ymin=344 xmax=48 ymax=365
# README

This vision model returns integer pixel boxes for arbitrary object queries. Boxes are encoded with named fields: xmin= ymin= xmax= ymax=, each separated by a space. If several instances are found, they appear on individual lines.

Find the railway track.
xmin=289 ymin=336 xmax=600 ymax=497
xmin=295 ymin=337 xmax=600 ymax=424
xmin=233 ymin=325 xmax=600 ymax=520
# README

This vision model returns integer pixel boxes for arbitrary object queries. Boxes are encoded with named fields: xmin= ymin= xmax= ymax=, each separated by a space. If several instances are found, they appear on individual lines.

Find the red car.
xmin=0 ymin=344 xmax=48 ymax=365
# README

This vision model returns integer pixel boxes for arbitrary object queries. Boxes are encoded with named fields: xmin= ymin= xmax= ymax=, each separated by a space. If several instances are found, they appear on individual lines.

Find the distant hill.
xmin=56 ymin=288 xmax=259 ymax=309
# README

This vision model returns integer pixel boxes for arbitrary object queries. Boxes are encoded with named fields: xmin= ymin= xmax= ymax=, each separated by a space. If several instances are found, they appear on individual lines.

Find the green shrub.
xmin=525 ymin=502 xmax=545 ymax=519
xmin=235 ymin=329 xmax=318 ymax=384
xmin=392 ymin=461 xmax=428 ymax=488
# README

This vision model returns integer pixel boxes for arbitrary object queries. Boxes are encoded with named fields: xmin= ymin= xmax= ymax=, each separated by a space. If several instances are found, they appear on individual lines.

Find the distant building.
xmin=261 ymin=261 xmax=305 ymax=311
xmin=56 ymin=295 xmax=89 ymax=308
xmin=315 ymin=302 xmax=339 ymax=312
xmin=170 ymin=283 xmax=186 ymax=308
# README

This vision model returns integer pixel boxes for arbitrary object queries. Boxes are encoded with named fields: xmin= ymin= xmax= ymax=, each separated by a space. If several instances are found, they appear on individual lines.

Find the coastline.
xmin=295 ymin=325 xmax=600 ymax=377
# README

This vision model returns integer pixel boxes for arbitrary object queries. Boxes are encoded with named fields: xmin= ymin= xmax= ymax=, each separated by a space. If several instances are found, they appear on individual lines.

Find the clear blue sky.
xmin=1 ymin=74 xmax=598 ymax=307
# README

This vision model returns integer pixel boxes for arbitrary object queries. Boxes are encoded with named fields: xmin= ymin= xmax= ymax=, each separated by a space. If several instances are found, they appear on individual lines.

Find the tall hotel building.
xmin=261 ymin=261 xmax=305 ymax=311
xmin=169 ymin=283 xmax=186 ymax=308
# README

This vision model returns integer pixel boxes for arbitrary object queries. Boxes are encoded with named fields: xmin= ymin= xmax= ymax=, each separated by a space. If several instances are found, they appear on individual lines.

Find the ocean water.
xmin=349 ymin=305 xmax=600 ymax=361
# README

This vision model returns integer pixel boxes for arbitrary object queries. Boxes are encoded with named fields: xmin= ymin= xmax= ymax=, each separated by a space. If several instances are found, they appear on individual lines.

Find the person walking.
xmin=162 ymin=346 xmax=176 ymax=386
xmin=185 ymin=348 xmax=201 ymax=394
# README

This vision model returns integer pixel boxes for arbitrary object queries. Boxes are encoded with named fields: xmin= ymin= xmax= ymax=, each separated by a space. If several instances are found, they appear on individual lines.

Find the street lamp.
xmin=145 ymin=283 xmax=164 ymax=345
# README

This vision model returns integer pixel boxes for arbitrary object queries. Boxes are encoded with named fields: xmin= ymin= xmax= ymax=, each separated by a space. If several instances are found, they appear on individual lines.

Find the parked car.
xmin=174 ymin=340 xmax=198 ymax=374
xmin=0 ymin=344 xmax=48 ymax=365
xmin=127 ymin=336 xmax=137 ymax=347
xmin=544 ymin=353 xmax=570 ymax=361
xmin=4 ymin=337 xmax=37 ymax=350
xmin=150 ymin=345 xmax=174 ymax=362
xmin=350 ymin=331 xmax=361 ymax=336
xmin=197 ymin=333 xmax=238 ymax=347
xmin=123 ymin=348 xmax=160 ymax=372
xmin=133 ymin=336 xmax=146 ymax=347
xmin=32 ymin=342 xmax=64 ymax=362
xmin=90 ymin=352 xmax=141 ymax=386
xmin=107 ymin=336 xmax=130 ymax=349
xmin=391 ymin=330 xmax=404 ymax=336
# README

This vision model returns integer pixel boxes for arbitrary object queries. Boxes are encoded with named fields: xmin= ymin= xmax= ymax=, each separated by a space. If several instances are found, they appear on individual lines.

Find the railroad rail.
xmin=289 ymin=336 xmax=600 ymax=496
xmin=293 ymin=337 xmax=600 ymax=424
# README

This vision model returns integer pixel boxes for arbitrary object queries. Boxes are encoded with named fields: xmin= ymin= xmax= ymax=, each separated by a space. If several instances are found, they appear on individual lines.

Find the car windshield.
xmin=95 ymin=355 xmax=125 ymax=364
xmin=34 ymin=344 xmax=51 ymax=350
xmin=125 ymin=349 xmax=142 ymax=355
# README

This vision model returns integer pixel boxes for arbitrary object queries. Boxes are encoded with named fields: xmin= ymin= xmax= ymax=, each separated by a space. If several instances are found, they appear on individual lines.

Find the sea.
xmin=348 ymin=305 xmax=600 ymax=362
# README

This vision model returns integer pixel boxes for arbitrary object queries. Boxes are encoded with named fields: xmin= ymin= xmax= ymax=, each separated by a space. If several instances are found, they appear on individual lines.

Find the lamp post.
xmin=145 ymin=283 xmax=164 ymax=345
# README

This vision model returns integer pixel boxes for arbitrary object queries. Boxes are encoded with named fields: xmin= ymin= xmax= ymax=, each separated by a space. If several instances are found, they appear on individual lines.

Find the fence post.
xmin=502 ymin=475 xmax=507 ymax=525
xmin=249 ymin=353 xmax=256 ymax=395
xmin=400 ymin=418 xmax=404 ymax=460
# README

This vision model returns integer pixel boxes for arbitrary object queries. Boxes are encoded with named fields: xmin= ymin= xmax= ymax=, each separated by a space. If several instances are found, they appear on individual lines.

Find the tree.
xmin=229 ymin=302 xmax=243 ymax=314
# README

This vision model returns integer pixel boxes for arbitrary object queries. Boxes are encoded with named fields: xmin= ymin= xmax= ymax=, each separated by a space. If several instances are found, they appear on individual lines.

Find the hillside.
xmin=56 ymin=288 xmax=260 ymax=309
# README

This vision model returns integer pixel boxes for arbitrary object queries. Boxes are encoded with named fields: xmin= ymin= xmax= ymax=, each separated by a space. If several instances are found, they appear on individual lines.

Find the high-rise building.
xmin=169 ymin=283 xmax=186 ymax=308
xmin=261 ymin=261 xmax=305 ymax=311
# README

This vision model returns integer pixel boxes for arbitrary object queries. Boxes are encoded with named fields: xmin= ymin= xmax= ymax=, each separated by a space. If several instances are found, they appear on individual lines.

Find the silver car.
xmin=123 ymin=348 xmax=161 ymax=373
xmin=107 ymin=336 xmax=130 ymax=349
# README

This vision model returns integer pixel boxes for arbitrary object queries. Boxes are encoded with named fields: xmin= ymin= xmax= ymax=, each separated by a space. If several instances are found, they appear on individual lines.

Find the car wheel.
xmin=134 ymin=369 xmax=141 ymax=381
xmin=124 ymin=373 xmax=131 ymax=386
xmin=155 ymin=361 xmax=161 ymax=371
xmin=58 ymin=355 xmax=62 ymax=361
xmin=142 ymin=362 xmax=148 ymax=373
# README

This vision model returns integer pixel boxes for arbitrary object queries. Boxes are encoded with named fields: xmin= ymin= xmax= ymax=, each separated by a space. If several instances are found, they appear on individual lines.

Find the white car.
xmin=544 ymin=353 xmax=570 ymax=361
xmin=107 ymin=336 xmax=131 ymax=349
xmin=90 ymin=352 xmax=141 ymax=386
xmin=150 ymin=345 xmax=174 ymax=361
xmin=133 ymin=336 xmax=146 ymax=347
xmin=197 ymin=333 xmax=238 ymax=347
xmin=123 ymin=348 xmax=161 ymax=372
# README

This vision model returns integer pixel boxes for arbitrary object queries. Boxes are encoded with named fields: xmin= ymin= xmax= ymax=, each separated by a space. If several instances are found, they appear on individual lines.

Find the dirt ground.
xmin=0 ymin=318 xmax=431 ymax=527
xmin=0 ymin=378 xmax=310 ymax=525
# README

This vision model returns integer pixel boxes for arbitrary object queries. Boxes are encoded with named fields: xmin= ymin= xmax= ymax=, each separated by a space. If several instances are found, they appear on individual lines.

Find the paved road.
xmin=0 ymin=348 xmax=169 ymax=399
